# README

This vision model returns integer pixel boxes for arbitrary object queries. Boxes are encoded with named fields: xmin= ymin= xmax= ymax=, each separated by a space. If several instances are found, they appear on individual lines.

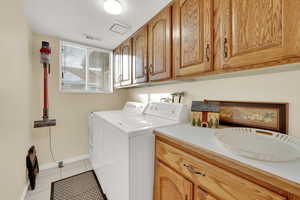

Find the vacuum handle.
xmin=43 ymin=63 xmax=49 ymax=120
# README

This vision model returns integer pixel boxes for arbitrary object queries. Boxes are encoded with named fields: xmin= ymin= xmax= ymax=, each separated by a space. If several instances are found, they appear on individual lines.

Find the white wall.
xmin=128 ymin=65 xmax=300 ymax=138
xmin=0 ymin=0 xmax=33 ymax=199
xmin=31 ymin=34 xmax=128 ymax=165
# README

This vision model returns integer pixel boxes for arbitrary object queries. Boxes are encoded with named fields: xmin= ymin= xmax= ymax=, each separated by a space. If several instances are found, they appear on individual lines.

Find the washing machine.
xmin=88 ymin=101 xmax=146 ymax=160
xmin=89 ymin=102 xmax=188 ymax=200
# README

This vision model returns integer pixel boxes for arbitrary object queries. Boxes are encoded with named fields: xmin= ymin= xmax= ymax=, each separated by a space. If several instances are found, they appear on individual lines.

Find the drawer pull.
xmin=183 ymin=163 xmax=206 ymax=177
xmin=149 ymin=64 xmax=153 ymax=74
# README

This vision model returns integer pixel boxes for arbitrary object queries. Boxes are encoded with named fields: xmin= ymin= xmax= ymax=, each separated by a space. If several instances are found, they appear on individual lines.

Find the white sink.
xmin=215 ymin=128 xmax=300 ymax=162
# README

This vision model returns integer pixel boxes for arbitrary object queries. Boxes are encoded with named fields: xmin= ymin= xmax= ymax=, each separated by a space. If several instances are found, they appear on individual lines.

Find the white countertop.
xmin=155 ymin=123 xmax=300 ymax=185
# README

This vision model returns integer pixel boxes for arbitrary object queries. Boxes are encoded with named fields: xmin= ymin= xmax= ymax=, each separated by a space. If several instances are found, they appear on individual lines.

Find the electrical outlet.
xmin=58 ymin=161 xmax=64 ymax=168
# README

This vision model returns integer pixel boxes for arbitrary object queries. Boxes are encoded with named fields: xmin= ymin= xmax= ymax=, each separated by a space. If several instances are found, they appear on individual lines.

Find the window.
xmin=60 ymin=41 xmax=113 ymax=93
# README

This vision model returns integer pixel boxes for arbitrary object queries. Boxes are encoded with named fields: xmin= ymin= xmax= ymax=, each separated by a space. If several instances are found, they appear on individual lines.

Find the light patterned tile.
xmin=61 ymin=167 xmax=88 ymax=179
xmin=26 ymin=168 xmax=59 ymax=198
xmin=25 ymin=159 xmax=92 ymax=200
xmin=62 ymin=160 xmax=86 ymax=171
xmin=25 ymin=189 xmax=51 ymax=200
xmin=84 ymin=159 xmax=93 ymax=170
xmin=61 ymin=160 xmax=88 ymax=179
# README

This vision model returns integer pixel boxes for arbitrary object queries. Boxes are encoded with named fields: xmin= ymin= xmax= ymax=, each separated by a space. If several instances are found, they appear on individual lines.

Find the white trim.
xmin=20 ymin=180 xmax=29 ymax=200
xmin=62 ymin=41 xmax=112 ymax=53
xmin=59 ymin=40 xmax=114 ymax=94
xmin=39 ymin=154 xmax=90 ymax=171
xmin=55 ymin=89 xmax=113 ymax=94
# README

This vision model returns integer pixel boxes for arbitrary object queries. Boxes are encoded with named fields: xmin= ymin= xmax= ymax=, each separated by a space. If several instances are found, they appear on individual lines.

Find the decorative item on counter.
xmin=160 ymin=97 xmax=172 ymax=103
xmin=170 ymin=92 xmax=185 ymax=103
xmin=160 ymin=92 xmax=185 ymax=104
xmin=191 ymin=100 xmax=220 ymax=128
xmin=209 ymin=100 xmax=288 ymax=134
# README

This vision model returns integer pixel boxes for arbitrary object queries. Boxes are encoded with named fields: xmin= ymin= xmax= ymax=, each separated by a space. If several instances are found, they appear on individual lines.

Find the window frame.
xmin=59 ymin=41 xmax=113 ymax=94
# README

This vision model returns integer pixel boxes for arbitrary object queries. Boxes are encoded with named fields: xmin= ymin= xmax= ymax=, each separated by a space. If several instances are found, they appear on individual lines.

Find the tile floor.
xmin=25 ymin=159 xmax=93 ymax=200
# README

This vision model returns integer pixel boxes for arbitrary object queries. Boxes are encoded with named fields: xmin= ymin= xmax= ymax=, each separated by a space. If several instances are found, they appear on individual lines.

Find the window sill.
xmin=59 ymin=89 xmax=113 ymax=94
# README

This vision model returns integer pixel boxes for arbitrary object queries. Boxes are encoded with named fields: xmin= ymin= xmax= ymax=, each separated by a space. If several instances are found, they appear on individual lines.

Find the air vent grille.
xmin=109 ymin=23 xmax=130 ymax=35
xmin=83 ymin=34 xmax=102 ymax=42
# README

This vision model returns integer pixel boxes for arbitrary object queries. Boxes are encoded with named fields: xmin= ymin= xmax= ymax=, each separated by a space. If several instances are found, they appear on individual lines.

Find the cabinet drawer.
xmin=156 ymin=140 xmax=286 ymax=200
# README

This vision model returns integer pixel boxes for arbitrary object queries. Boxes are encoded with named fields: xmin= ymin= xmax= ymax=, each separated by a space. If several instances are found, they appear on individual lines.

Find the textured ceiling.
xmin=24 ymin=0 xmax=171 ymax=50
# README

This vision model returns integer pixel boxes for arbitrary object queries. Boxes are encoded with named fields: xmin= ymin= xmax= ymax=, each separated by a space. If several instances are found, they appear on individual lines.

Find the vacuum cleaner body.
xmin=34 ymin=41 xmax=56 ymax=128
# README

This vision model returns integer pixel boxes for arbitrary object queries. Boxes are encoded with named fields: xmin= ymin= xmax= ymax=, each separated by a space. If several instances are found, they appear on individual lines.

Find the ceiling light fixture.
xmin=104 ymin=0 xmax=122 ymax=15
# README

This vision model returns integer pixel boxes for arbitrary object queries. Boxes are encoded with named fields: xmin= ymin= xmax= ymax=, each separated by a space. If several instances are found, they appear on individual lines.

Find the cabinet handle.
xmin=183 ymin=163 xmax=206 ymax=177
xmin=185 ymin=194 xmax=188 ymax=200
xmin=224 ymin=37 xmax=228 ymax=58
xmin=149 ymin=64 xmax=153 ymax=74
xmin=205 ymin=44 xmax=210 ymax=62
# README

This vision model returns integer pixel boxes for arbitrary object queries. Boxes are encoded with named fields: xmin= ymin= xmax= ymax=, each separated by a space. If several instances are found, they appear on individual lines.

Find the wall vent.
xmin=109 ymin=22 xmax=130 ymax=35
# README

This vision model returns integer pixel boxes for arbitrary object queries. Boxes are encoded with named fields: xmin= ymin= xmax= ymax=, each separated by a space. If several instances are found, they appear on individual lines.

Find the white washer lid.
xmin=112 ymin=114 xmax=180 ymax=136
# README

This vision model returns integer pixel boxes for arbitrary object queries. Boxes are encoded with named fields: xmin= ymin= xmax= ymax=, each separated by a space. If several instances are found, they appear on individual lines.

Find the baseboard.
xmin=40 ymin=154 xmax=90 ymax=171
xmin=20 ymin=180 xmax=29 ymax=200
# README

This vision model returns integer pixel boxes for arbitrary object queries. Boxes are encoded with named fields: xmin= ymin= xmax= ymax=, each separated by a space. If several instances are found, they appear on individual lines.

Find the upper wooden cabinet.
xmin=148 ymin=6 xmax=172 ymax=81
xmin=120 ymin=39 xmax=132 ymax=86
xmin=155 ymin=161 xmax=193 ymax=200
xmin=113 ymin=0 xmax=300 ymax=87
xmin=173 ymin=0 xmax=213 ymax=77
xmin=215 ymin=0 xmax=300 ymax=70
xmin=113 ymin=47 xmax=122 ymax=88
xmin=132 ymin=26 xmax=148 ymax=84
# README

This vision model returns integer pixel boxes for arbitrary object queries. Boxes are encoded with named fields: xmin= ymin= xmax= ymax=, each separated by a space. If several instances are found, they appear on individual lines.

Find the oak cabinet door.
xmin=120 ymin=39 xmax=132 ymax=86
xmin=155 ymin=161 xmax=193 ymax=200
xmin=195 ymin=186 xmax=217 ymax=200
xmin=113 ymin=47 xmax=122 ymax=88
xmin=132 ymin=26 xmax=148 ymax=84
xmin=156 ymin=140 xmax=287 ymax=200
xmin=217 ymin=0 xmax=300 ymax=70
xmin=173 ymin=0 xmax=213 ymax=77
xmin=148 ymin=6 xmax=172 ymax=81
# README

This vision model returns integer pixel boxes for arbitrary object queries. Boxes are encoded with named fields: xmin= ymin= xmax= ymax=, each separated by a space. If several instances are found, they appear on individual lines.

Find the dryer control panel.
xmin=123 ymin=102 xmax=147 ymax=114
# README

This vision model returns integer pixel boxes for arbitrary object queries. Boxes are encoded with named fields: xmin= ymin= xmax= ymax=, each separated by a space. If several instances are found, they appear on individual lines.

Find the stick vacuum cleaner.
xmin=34 ymin=41 xmax=56 ymax=128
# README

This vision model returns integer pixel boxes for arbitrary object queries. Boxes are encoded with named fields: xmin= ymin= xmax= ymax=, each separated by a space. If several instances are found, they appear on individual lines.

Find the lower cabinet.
xmin=154 ymin=137 xmax=293 ymax=200
xmin=155 ymin=161 xmax=193 ymax=200
xmin=194 ymin=186 xmax=217 ymax=200
xmin=155 ymin=161 xmax=216 ymax=200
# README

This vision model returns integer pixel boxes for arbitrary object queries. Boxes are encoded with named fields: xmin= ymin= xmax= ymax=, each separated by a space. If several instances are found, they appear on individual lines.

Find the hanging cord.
xmin=48 ymin=127 xmax=56 ymax=162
